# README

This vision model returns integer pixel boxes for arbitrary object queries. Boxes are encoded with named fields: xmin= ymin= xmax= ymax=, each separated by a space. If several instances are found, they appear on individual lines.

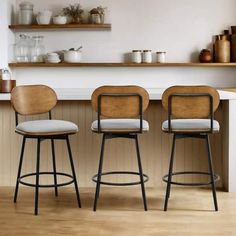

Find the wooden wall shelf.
xmin=8 ymin=62 xmax=236 ymax=68
xmin=9 ymin=23 xmax=111 ymax=30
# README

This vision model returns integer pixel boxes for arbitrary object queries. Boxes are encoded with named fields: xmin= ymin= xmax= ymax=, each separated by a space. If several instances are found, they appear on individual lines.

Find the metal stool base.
xmin=92 ymin=171 xmax=149 ymax=186
xmin=14 ymin=135 xmax=81 ymax=215
xmin=18 ymin=172 xmax=74 ymax=188
xmin=93 ymin=133 xmax=148 ymax=211
xmin=162 ymin=171 xmax=220 ymax=186
xmin=163 ymin=133 xmax=219 ymax=212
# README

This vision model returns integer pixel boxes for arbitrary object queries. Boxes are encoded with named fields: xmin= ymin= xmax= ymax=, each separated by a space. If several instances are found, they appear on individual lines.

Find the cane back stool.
xmin=91 ymin=85 xmax=150 ymax=211
xmin=11 ymin=85 xmax=81 ymax=215
xmin=161 ymin=85 xmax=220 ymax=211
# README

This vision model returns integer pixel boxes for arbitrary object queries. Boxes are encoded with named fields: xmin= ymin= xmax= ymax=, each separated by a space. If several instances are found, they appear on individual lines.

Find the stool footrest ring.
xmin=162 ymin=171 xmax=220 ymax=186
xmin=92 ymin=171 xmax=149 ymax=186
xmin=18 ymin=172 xmax=74 ymax=188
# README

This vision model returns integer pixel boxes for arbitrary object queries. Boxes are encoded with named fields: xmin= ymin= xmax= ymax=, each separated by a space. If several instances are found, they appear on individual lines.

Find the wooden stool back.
xmin=162 ymin=86 xmax=220 ymax=118
xmin=91 ymin=85 xmax=149 ymax=118
xmin=11 ymin=85 xmax=57 ymax=115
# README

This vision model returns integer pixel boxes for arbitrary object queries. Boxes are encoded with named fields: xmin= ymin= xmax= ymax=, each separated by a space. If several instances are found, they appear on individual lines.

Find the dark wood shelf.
xmin=8 ymin=62 xmax=236 ymax=68
xmin=9 ymin=23 xmax=111 ymax=30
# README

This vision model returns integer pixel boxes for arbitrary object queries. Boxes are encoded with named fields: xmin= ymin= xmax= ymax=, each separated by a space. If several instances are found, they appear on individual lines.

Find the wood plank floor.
xmin=0 ymin=187 xmax=236 ymax=236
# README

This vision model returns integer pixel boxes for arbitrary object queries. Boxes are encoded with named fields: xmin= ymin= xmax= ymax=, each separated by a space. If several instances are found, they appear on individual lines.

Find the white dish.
xmin=47 ymin=56 xmax=60 ymax=60
xmin=36 ymin=16 xmax=51 ymax=25
xmin=46 ymin=53 xmax=60 ymax=61
xmin=53 ymin=16 xmax=67 ymax=25
xmin=47 ymin=52 xmax=59 ymax=56
xmin=46 ymin=59 xmax=61 ymax=63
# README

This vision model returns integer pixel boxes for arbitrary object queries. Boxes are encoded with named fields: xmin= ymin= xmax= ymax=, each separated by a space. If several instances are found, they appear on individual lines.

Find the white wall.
xmin=4 ymin=0 xmax=236 ymax=88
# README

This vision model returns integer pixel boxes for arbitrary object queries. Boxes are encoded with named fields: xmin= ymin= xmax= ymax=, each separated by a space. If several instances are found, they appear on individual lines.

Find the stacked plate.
xmin=45 ymin=53 xmax=61 ymax=63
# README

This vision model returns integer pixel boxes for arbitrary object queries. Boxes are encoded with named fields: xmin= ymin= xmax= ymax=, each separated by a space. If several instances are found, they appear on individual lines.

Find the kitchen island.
xmin=0 ymin=88 xmax=235 ymax=192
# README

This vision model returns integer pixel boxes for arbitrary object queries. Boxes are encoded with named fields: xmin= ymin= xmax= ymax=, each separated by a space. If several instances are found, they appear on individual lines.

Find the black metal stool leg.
xmin=135 ymin=135 xmax=148 ymax=211
xmin=66 ymin=136 xmax=82 ymax=208
xmin=35 ymin=138 xmax=41 ymax=215
xmin=51 ymin=139 xmax=58 ymax=197
xmin=14 ymin=136 xmax=26 ymax=203
xmin=206 ymin=135 xmax=218 ymax=211
xmin=164 ymin=134 xmax=176 ymax=211
xmin=93 ymin=134 xmax=106 ymax=211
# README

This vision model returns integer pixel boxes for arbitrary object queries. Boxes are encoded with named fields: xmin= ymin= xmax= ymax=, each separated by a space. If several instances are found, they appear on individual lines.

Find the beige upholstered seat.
xmin=162 ymin=119 xmax=220 ymax=133
xmin=91 ymin=119 xmax=149 ymax=132
xmin=16 ymin=120 xmax=78 ymax=136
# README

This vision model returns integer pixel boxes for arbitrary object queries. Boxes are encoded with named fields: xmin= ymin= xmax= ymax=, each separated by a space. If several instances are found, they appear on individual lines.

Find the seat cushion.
xmin=162 ymin=119 xmax=220 ymax=133
xmin=91 ymin=119 xmax=149 ymax=132
xmin=16 ymin=120 xmax=78 ymax=136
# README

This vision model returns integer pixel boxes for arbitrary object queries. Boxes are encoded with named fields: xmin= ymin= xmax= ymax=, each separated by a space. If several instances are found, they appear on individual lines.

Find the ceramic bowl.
xmin=36 ymin=11 xmax=52 ymax=25
xmin=64 ymin=51 xmax=82 ymax=63
xmin=53 ymin=16 xmax=67 ymax=25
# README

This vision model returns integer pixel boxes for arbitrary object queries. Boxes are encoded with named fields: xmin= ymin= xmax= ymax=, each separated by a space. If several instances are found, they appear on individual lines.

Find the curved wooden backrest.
xmin=91 ymin=85 xmax=149 ymax=118
xmin=11 ymin=85 xmax=57 ymax=115
xmin=162 ymin=86 xmax=220 ymax=118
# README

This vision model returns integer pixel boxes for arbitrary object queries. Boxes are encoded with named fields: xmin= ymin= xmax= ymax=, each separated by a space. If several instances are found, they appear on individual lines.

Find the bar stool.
xmin=161 ymin=85 xmax=220 ymax=211
xmin=11 ymin=85 xmax=81 ymax=215
xmin=91 ymin=85 xmax=149 ymax=211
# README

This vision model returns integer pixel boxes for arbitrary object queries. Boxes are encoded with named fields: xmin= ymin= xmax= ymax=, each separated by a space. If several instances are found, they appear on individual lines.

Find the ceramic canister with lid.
xmin=19 ymin=1 xmax=34 ymax=25
xmin=156 ymin=52 xmax=166 ymax=63
xmin=132 ymin=50 xmax=142 ymax=63
xmin=142 ymin=50 xmax=152 ymax=63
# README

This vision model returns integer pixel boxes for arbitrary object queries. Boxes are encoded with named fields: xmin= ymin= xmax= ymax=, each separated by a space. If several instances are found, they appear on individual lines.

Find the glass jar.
xmin=30 ymin=36 xmax=45 ymax=62
xmin=2 ymin=68 xmax=11 ymax=80
xmin=156 ymin=52 xmax=166 ymax=63
xmin=142 ymin=50 xmax=152 ymax=63
xmin=19 ymin=1 xmax=34 ymax=25
xmin=15 ymin=34 xmax=31 ymax=62
xmin=132 ymin=50 xmax=142 ymax=63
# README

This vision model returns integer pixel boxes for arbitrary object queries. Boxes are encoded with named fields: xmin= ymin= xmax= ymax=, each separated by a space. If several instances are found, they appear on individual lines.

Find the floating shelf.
xmin=8 ymin=62 xmax=236 ymax=68
xmin=8 ymin=23 xmax=111 ymax=30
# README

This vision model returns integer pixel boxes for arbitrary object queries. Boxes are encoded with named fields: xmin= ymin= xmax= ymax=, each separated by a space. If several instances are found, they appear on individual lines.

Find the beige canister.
xmin=214 ymin=35 xmax=230 ymax=62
